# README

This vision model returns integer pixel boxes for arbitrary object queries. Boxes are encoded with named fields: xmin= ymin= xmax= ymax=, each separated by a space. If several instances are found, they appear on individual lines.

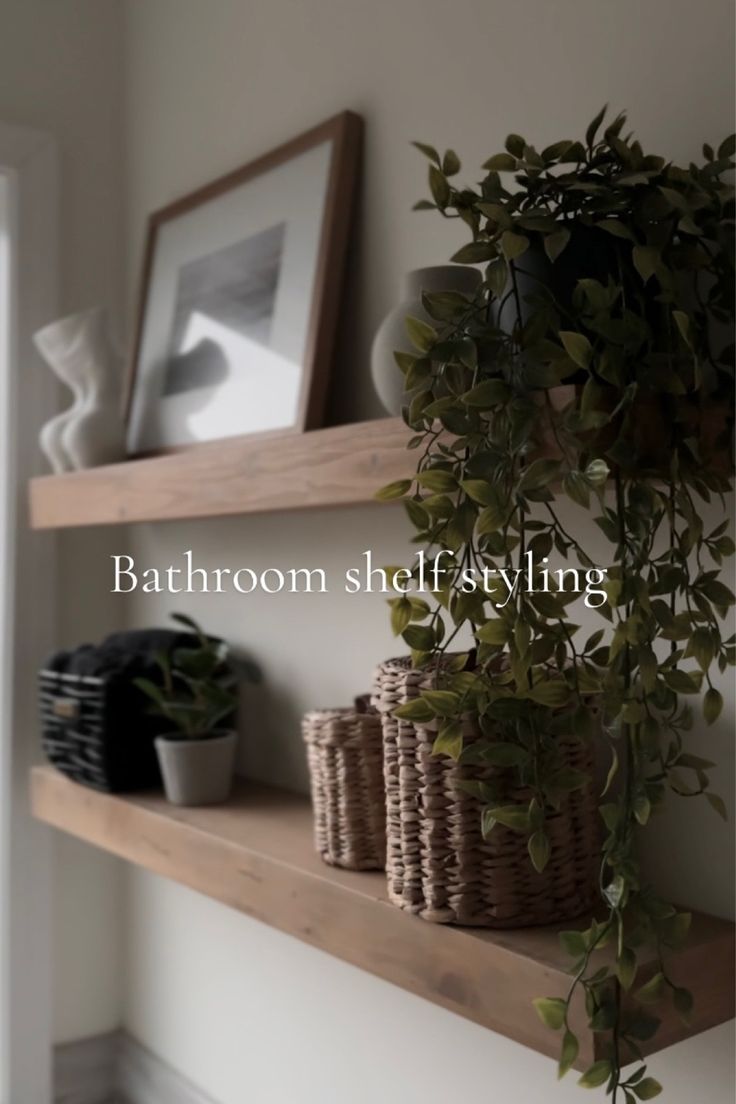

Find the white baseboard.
xmin=54 ymin=1032 xmax=118 ymax=1104
xmin=116 ymin=1032 xmax=218 ymax=1104
xmin=54 ymin=1030 xmax=217 ymax=1104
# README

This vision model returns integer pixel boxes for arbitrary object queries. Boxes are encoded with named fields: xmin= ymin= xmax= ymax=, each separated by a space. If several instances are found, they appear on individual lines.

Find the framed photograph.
xmin=125 ymin=112 xmax=362 ymax=455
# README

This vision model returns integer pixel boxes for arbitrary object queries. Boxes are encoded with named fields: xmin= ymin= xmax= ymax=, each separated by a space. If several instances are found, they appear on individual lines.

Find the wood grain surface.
xmin=31 ymin=766 xmax=734 ymax=1068
xmin=29 ymin=417 xmax=413 ymax=529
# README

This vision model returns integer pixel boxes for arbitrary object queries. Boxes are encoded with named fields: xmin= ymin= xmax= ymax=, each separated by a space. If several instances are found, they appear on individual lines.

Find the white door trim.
xmin=0 ymin=120 xmax=58 ymax=1104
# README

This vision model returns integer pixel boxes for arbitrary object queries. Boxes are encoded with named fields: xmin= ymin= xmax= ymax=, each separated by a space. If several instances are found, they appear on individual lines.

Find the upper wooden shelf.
xmin=28 ymin=417 xmax=412 ymax=529
xmin=31 ymin=765 xmax=734 ymax=1068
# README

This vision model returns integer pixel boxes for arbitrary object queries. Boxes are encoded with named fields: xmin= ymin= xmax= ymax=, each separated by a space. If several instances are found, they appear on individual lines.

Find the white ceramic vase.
xmin=34 ymin=306 xmax=125 ymax=472
xmin=370 ymin=265 xmax=482 ymax=416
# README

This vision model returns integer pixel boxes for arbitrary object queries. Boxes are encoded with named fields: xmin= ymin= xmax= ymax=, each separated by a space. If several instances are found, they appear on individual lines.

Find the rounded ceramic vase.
xmin=370 ymin=265 xmax=482 ymax=416
xmin=155 ymin=730 xmax=237 ymax=807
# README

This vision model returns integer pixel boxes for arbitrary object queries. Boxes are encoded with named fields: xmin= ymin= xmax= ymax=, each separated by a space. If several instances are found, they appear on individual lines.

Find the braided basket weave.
xmin=302 ymin=701 xmax=386 ymax=871
xmin=372 ymin=657 xmax=599 ymax=928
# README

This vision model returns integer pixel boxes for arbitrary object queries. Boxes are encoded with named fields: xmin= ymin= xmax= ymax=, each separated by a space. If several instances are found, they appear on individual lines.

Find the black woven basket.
xmin=39 ymin=628 xmax=210 ymax=793
xmin=39 ymin=668 xmax=163 ymax=792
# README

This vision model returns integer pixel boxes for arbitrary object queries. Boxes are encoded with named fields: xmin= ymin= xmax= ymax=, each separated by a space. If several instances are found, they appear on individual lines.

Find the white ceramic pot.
xmin=33 ymin=305 xmax=125 ymax=472
xmin=370 ymin=265 xmax=482 ymax=416
xmin=155 ymin=730 xmax=237 ymax=807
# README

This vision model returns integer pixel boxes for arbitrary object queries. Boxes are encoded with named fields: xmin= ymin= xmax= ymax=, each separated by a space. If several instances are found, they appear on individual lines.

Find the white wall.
xmin=119 ymin=1 xmax=735 ymax=1102
xmin=0 ymin=0 xmax=126 ymax=1046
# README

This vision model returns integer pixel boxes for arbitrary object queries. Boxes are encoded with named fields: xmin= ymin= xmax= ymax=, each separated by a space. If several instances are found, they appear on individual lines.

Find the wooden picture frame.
xmin=125 ymin=111 xmax=362 ymax=456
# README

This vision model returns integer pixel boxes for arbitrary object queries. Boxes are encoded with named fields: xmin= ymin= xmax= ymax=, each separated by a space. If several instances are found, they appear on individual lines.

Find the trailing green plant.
xmin=377 ymin=109 xmax=734 ymax=1099
xmin=135 ymin=612 xmax=255 ymax=738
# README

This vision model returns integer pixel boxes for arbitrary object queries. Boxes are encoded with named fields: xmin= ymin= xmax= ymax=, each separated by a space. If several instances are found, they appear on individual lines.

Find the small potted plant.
xmin=135 ymin=613 xmax=251 ymax=806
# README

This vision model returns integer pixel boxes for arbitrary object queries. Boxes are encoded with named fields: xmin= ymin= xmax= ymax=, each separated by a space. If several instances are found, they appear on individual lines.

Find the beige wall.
xmin=0 ymin=0 xmax=125 ymax=1044
xmin=119 ymin=1 xmax=735 ymax=1102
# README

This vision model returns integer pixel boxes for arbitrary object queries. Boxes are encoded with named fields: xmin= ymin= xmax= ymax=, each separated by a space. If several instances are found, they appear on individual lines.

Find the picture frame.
xmin=125 ymin=111 xmax=363 ymax=456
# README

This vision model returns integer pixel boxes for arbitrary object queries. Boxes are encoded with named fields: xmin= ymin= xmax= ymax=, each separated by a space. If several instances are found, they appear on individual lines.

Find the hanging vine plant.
xmin=377 ymin=109 xmax=734 ymax=1099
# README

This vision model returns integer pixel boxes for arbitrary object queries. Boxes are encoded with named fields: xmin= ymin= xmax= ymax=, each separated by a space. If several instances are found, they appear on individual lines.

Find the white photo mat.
xmin=127 ymin=140 xmax=332 ymax=453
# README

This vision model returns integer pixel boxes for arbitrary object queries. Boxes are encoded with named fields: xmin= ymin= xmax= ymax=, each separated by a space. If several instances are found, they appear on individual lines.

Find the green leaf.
xmin=475 ymin=620 xmax=510 ymax=646
xmin=586 ymin=105 xmax=607 ymax=147
xmin=663 ymin=669 xmax=700 ymax=694
xmin=544 ymin=227 xmax=571 ymax=261
xmin=432 ymin=721 xmax=463 ymax=760
xmin=541 ymin=140 xmax=574 ymax=162
xmin=477 ymin=502 xmax=506 ymax=535
xmin=442 ymin=149 xmax=461 ymax=176
xmin=461 ymin=479 xmax=499 ymax=506
xmin=578 ymin=1060 xmax=612 ymax=1088
xmin=584 ymin=458 xmax=609 ymax=488
xmin=463 ymin=379 xmax=509 ymax=407
xmin=559 ymin=930 xmax=587 ymax=957
xmin=483 ymin=152 xmax=517 ymax=171
xmin=486 ymin=804 xmax=530 ymax=831
xmin=526 ymin=680 xmax=570 ymax=707
xmin=392 ymin=698 xmax=435 ymax=723
xmin=402 ymin=624 xmax=436 ymax=651
xmin=482 ymin=742 xmax=528 ymax=767
xmin=672 ymin=310 xmax=693 ymax=349
xmin=422 ymin=689 xmax=460 ymax=717
xmin=564 ymin=471 xmax=591 ymax=509
xmin=532 ymin=997 xmax=566 ymax=1030
xmin=501 ymin=230 xmax=529 ymax=260
xmin=405 ymin=315 xmax=436 ymax=352
xmin=390 ymin=597 xmax=412 ymax=636
xmin=596 ymin=218 xmax=635 ymax=240
xmin=519 ymin=458 xmax=562 ymax=491
xmin=617 ymin=947 xmax=637 ymax=991
xmin=706 ymin=791 xmax=728 ymax=820
xmin=169 ymin=611 xmax=205 ymax=637
xmin=428 ymin=165 xmax=450 ymax=206
xmin=411 ymin=141 xmax=441 ymax=166
xmin=559 ymin=331 xmax=593 ymax=368
xmin=639 ymin=646 xmax=658 ymax=692
xmin=528 ymin=829 xmax=551 ymax=872
xmin=477 ymin=202 xmax=512 ymax=229
xmin=604 ymin=874 xmax=626 ymax=909
xmin=718 ymin=134 xmax=736 ymax=159
xmin=636 ymin=972 xmax=665 ymax=1005
xmin=417 ymin=469 xmax=457 ymax=493
xmin=601 ymin=746 xmax=619 ymax=797
xmin=375 ymin=479 xmax=412 ymax=502
xmin=633 ymin=1078 xmax=663 ymax=1100
xmin=133 ymin=677 xmax=166 ymax=708
xmin=450 ymin=241 xmax=497 ymax=264
xmin=698 ymin=578 xmax=735 ymax=606
xmin=505 ymin=133 xmax=526 ymax=157
xmin=486 ymin=256 xmax=508 ymax=296
xmin=633 ymin=245 xmax=660 ymax=283
xmin=558 ymin=1030 xmax=579 ymax=1079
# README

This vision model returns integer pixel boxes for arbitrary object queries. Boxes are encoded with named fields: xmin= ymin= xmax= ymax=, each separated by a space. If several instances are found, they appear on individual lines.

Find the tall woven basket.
xmin=302 ymin=700 xmax=386 ymax=871
xmin=372 ymin=657 xmax=599 ymax=928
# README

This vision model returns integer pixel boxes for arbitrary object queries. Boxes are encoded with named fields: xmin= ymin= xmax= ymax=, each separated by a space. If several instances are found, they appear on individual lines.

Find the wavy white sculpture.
xmin=34 ymin=306 xmax=125 ymax=472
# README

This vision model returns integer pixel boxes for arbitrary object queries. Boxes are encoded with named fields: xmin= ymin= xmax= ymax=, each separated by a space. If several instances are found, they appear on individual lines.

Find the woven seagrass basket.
xmin=302 ymin=699 xmax=386 ymax=871
xmin=372 ymin=656 xmax=599 ymax=928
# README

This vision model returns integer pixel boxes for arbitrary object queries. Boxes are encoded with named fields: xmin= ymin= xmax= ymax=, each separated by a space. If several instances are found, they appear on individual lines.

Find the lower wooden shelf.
xmin=30 ymin=765 xmax=734 ymax=1068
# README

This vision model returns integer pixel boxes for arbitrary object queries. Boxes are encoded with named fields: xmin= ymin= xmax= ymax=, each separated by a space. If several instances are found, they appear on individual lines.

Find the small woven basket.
xmin=372 ymin=657 xmax=599 ymax=928
xmin=302 ymin=700 xmax=386 ymax=871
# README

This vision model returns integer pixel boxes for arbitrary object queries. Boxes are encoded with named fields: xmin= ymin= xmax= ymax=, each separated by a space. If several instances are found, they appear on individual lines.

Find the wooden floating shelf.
xmin=28 ymin=417 xmax=412 ymax=530
xmin=31 ymin=766 xmax=734 ymax=1068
